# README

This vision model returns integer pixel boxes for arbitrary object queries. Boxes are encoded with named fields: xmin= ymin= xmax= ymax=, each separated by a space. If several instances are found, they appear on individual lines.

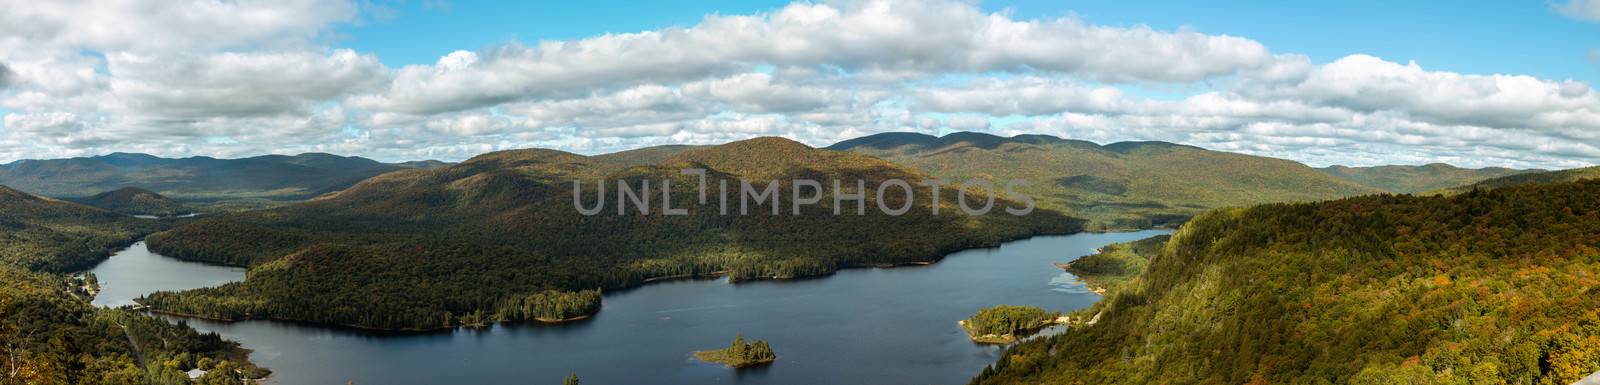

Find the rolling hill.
xmin=1317 ymin=163 xmax=1537 ymax=193
xmin=72 ymin=187 xmax=192 ymax=217
xmin=140 ymin=137 xmax=1078 ymax=330
xmin=830 ymin=132 xmax=1384 ymax=229
xmin=0 ymin=152 xmax=446 ymax=201
xmin=1429 ymin=165 xmax=1600 ymax=196
xmin=971 ymin=179 xmax=1600 ymax=385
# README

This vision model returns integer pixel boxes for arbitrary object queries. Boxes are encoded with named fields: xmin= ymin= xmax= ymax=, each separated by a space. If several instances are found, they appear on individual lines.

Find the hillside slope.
xmin=0 ymin=187 xmax=265 ymax=385
xmin=142 ymin=137 xmax=1078 ymax=330
xmin=972 ymin=180 xmax=1600 ymax=385
xmin=0 ymin=186 xmax=164 ymax=272
xmin=831 ymin=132 xmax=1383 ymax=229
xmin=0 ymin=152 xmax=445 ymax=201
xmin=1318 ymin=163 xmax=1537 ymax=193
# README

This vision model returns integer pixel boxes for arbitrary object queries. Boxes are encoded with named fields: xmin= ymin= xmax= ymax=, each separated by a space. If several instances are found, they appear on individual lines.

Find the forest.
xmin=0 ymin=186 xmax=163 ymax=273
xmin=0 ymin=187 xmax=265 ymax=385
xmin=1060 ymin=234 xmax=1170 ymax=299
xmin=971 ymin=179 xmax=1600 ymax=385
xmin=693 ymin=334 xmax=777 ymax=368
xmin=140 ymin=137 xmax=1081 ymax=330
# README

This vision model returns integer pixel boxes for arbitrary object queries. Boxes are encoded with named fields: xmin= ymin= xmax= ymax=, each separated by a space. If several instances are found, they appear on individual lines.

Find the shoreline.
xmin=958 ymin=318 xmax=1072 ymax=345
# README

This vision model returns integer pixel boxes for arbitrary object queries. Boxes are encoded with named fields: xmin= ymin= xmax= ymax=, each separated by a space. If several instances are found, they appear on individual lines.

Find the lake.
xmin=87 ymin=230 xmax=1169 ymax=385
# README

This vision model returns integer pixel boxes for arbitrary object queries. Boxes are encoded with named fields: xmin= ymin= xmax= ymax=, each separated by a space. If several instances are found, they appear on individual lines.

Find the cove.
xmin=87 ymin=230 xmax=1169 ymax=385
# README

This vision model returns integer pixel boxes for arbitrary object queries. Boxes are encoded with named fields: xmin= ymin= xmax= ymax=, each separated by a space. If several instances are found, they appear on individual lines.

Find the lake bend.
xmin=86 ymin=230 xmax=1171 ymax=385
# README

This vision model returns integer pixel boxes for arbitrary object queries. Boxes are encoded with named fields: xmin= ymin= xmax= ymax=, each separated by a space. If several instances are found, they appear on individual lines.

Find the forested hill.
xmin=1317 ymin=163 xmax=1537 ymax=193
xmin=73 ymin=187 xmax=192 ymax=217
xmin=0 ymin=186 xmax=265 ymax=384
xmin=0 ymin=152 xmax=446 ymax=201
xmin=830 ymin=132 xmax=1383 ymax=229
xmin=1429 ymin=165 xmax=1600 ymax=196
xmin=0 ymin=186 xmax=162 ymax=272
xmin=141 ymin=137 xmax=1078 ymax=330
xmin=971 ymin=179 xmax=1600 ymax=385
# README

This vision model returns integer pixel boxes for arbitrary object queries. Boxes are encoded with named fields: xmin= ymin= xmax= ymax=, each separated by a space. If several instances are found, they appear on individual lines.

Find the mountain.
xmin=592 ymin=144 xmax=705 ymax=166
xmin=971 ymin=179 xmax=1600 ymax=385
xmin=1317 ymin=163 xmax=1537 ymax=193
xmin=829 ymin=132 xmax=1384 ymax=229
xmin=0 ymin=152 xmax=448 ymax=201
xmin=73 ymin=187 xmax=192 ymax=217
xmin=0 ymin=186 xmax=164 ymax=272
xmin=140 ymin=137 xmax=1077 ymax=330
xmin=394 ymin=160 xmax=453 ymax=169
xmin=1428 ymin=165 xmax=1600 ymax=195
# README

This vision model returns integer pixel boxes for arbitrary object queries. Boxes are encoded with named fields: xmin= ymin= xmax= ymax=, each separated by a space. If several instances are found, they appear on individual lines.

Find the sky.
xmin=0 ymin=0 xmax=1598 ymax=169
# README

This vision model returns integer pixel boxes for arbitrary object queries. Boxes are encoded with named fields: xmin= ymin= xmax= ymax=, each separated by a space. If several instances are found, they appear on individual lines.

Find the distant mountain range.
xmin=829 ymin=132 xmax=1384 ymax=229
xmin=2 ymin=134 xmax=1558 ymax=219
xmin=0 ymin=152 xmax=449 ymax=201
xmin=1317 ymin=163 xmax=1539 ymax=194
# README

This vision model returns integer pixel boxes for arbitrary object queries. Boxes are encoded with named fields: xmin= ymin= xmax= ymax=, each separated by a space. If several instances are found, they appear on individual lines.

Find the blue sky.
xmin=337 ymin=1 xmax=1599 ymax=84
xmin=2 ymin=0 xmax=1598 ymax=168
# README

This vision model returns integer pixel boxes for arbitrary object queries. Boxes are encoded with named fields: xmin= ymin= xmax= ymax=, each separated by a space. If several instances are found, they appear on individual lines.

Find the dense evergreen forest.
xmin=693 ymin=334 xmax=777 ymax=368
xmin=971 ymin=179 xmax=1600 ymax=385
xmin=142 ymin=137 xmax=1080 ymax=330
xmin=830 ymin=132 xmax=1383 ymax=229
xmin=0 ymin=186 xmax=265 ymax=385
xmin=960 ymin=305 xmax=1062 ymax=344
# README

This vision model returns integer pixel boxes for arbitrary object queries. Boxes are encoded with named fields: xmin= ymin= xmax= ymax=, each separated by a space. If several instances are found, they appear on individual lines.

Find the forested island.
xmin=960 ymin=305 xmax=1064 ymax=344
xmin=971 ymin=178 xmax=1600 ymax=384
xmin=693 ymin=334 xmax=777 ymax=368
xmin=138 ymin=138 xmax=1078 ymax=331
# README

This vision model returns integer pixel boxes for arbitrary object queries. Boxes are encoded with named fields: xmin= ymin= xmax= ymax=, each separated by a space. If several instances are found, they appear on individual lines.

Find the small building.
xmin=186 ymin=368 xmax=208 ymax=380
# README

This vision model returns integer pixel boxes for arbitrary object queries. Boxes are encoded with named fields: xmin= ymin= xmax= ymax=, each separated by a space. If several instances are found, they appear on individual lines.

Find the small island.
xmin=693 ymin=334 xmax=777 ymax=368
xmin=959 ymin=305 xmax=1065 ymax=344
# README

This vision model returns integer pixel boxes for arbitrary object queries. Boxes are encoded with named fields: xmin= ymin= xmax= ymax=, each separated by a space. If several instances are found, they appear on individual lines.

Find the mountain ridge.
xmin=830 ymin=131 xmax=1383 ymax=229
xmin=0 ymin=152 xmax=450 ymax=201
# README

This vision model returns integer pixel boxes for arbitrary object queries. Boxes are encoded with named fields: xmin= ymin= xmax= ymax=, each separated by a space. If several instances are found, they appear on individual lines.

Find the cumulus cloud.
xmin=107 ymin=50 xmax=386 ymax=119
xmin=0 ymin=0 xmax=357 ymax=52
xmin=0 ymin=0 xmax=1596 ymax=169
xmin=1556 ymin=0 xmax=1600 ymax=21
xmin=0 ymin=63 xmax=12 ymax=89
xmin=350 ymin=0 xmax=1273 ymax=115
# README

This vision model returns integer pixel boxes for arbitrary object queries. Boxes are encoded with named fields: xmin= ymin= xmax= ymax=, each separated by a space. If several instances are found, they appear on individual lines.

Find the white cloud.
xmin=0 ymin=0 xmax=357 ymax=53
xmin=1556 ymin=0 xmax=1600 ymax=21
xmin=0 ymin=0 xmax=1596 ymax=170
xmin=108 ymin=50 xmax=386 ymax=119
xmin=351 ymin=0 xmax=1273 ymax=115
